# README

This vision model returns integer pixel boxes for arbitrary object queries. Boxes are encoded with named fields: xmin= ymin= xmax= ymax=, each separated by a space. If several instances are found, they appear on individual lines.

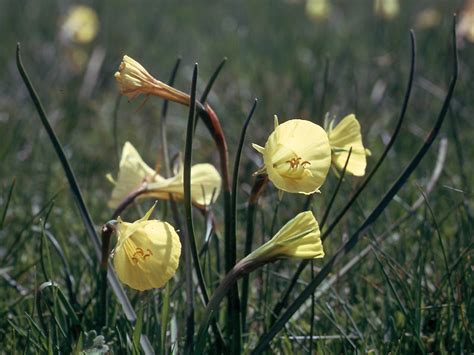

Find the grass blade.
xmin=183 ymin=63 xmax=199 ymax=353
xmin=200 ymin=57 xmax=227 ymax=103
xmin=161 ymin=57 xmax=182 ymax=178
xmin=0 ymin=177 xmax=15 ymax=229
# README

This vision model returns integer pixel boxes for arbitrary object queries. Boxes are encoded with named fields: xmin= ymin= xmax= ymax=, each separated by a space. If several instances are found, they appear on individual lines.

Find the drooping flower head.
xmin=326 ymin=114 xmax=369 ymax=177
xmin=252 ymin=117 xmax=331 ymax=195
xmin=114 ymin=55 xmax=190 ymax=105
xmin=243 ymin=211 xmax=324 ymax=263
xmin=107 ymin=142 xmax=221 ymax=208
xmin=112 ymin=204 xmax=181 ymax=291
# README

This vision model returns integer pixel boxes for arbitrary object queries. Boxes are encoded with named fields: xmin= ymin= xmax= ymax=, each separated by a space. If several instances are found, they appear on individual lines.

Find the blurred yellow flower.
xmin=252 ymin=117 xmax=331 ymax=195
xmin=114 ymin=55 xmax=190 ymax=105
xmin=60 ymin=5 xmax=99 ymax=44
xmin=327 ymin=114 xmax=368 ymax=177
xmin=113 ymin=204 xmax=181 ymax=291
xmin=305 ymin=0 xmax=331 ymax=21
xmin=243 ymin=211 xmax=324 ymax=262
xmin=374 ymin=0 xmax=400 ymax=20
xmin=107 ymin=142 xmax=221 ymax=208
xmin=459 ymin=0 xmax=474 ymax=43
xmin=414 ymin=8 xmax=441 ymax=30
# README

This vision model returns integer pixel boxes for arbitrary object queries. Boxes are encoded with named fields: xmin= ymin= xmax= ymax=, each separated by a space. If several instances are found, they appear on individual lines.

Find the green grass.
xmin=0 ymin=0 xmax=473 ymax=353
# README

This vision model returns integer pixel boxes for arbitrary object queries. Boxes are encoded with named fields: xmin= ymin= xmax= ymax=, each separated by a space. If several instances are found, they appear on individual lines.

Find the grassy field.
xmin=0 ymin=0 xmax=472 ymax=353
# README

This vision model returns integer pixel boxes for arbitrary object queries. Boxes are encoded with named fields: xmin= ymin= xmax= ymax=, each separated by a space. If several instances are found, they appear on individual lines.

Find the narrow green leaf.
xmin=0 ymin=177 xmax=15 ymax=229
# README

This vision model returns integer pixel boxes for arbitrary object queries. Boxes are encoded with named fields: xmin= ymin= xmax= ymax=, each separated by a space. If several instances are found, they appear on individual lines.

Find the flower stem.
xmin=241 ymin=174 xmax=268 ymax=333
xmin=98 ymin=222 xmax=115 ymax=328
xmin=195 ymin=258 xmax=265 ymax=354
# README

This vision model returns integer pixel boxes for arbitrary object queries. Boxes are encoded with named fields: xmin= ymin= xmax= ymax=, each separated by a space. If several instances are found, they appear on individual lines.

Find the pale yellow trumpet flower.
xmin=327 ymin=114 xmax=369 ymax=177
xmin=107 ymin=142 xmax=221 ymax=208
xmin=242 ymin=211 xmax=324 ymax=263
xmin=114 ymin=55 xmax=190 ymax=105
xmin=113 ymin=204 xmax=181 ymax=291
xmin=252 ymin=117 xmax=331 ymax=195
xmin=146 ymin=163 xmax=221 ymax=207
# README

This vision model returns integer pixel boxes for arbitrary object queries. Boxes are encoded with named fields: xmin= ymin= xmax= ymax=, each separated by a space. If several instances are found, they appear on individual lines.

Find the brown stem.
xmin=111 ymin=185 xmax=147 ymax=219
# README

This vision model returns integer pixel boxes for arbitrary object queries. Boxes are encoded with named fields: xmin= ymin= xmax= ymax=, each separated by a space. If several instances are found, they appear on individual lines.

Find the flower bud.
xmin=114 ymin=55 xmax=190 ymax=105
xmin=243 ymin=211 xmax=324 ymax=263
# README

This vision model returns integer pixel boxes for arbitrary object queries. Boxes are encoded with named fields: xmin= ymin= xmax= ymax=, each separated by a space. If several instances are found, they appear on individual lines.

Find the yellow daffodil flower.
xmin=60 ymin=5 xmax=99 ymax=44
xmin=114 ymin=55 xmax=190 ymax=105
xmin=113 ymin=204 xmax=181 ymax=291
xmin=243 ymin=211 xmax=324 ymax=263
xmin=374 ymin=0 xmax=400 ymax=20
xmin=326 ymin=114 xmax=368 ymax=177
xmin=107 ymin=142 xmax=221 ymax=208
xmin=146 ymin=163 xmax=221 ymax=207
xmin=252 ymin=117 xmax=331 ymax=195
xmin=305 ymin=0 xmax=331 ymax=21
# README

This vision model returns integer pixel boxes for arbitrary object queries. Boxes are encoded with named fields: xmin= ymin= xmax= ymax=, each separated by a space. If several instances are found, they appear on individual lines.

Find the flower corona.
xmin=112 ymin=204 xmax=181 ymax=291
xmin=252 ymin=117 xmax=331 ymax=195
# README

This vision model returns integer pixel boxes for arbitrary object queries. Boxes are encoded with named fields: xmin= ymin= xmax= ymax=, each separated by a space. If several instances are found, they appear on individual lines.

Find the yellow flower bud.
xmin=244 ymin=211 xmax=324 ymax=262
xmin=108 ymin=142 xmax=221 ymax=208
xmin=327 ymin=114 xmax=368 ymax=177
xmin=252 ymin=117 xmax=331 ymax=195
xmin=114 ymin=55 xmax=190 ymax=105
xmin=113 ymin=204 xmax=181 ymax=291
xmin=61 ymin=5 xmax=99 ymax=44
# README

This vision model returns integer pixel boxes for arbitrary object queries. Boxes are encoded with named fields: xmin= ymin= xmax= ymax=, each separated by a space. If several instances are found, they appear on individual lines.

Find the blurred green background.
xmin=0 ymin=0 xmax=472 ymax=353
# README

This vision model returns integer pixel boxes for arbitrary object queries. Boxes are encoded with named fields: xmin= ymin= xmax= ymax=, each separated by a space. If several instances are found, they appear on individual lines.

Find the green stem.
xmin=183 ymin=64 xmax=199 ymax=354
xmin=199 ymin=104 xmax=238 ymax=350
xmin=241 ymin=175 xmax=268 ymax=333
xmin=196 ymin=258 xmax=264 ymax=354
xmin=99 ymin=222 xmax=114 ymax=328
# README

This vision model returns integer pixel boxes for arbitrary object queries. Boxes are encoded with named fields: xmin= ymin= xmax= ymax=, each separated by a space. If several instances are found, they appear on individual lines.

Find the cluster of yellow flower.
xmin=109 ymin=55 xmax=369 ymax=291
